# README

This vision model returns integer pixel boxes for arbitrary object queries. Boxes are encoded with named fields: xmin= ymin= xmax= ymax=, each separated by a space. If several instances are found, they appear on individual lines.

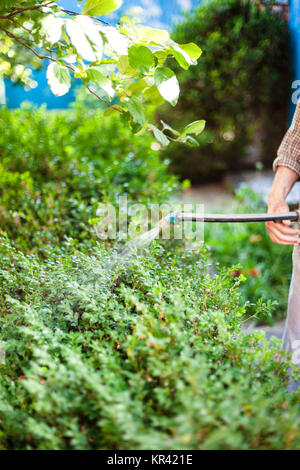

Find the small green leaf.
xmin=118 ymin=55 xmax=135 ymax=75
xmin=169 ymin=43 xmax=192 ymax=70
xmin=137 ymin=26 xmax=170 ymax=44
xmin=86 ymin=67 xmax=106 ymax=86
xmin=46 ymin=62 xmax=71 ymax=97
xmin=154 ymin=50 xmax=168 ymax=65
xmin=83 ymin=0 xmax=123 ymax=16
xmin=104 ymin=105 xmax=123 ymax=117
xmin=41 ymin=15 xmax=63 ymax=44
xmin=154 ymin=67 xmax=180 ymax=106
xmin=148 ymin=124 xmax=170 ymax=147
xmin=180 ymin=135 xmax=200 ymax=147
xmin=127 ymin=96 xmax=146 ymax=125
xmin=86 ymin=67 xmax=115 ymax=98
xmin=182 ymin=120 xmax=206 ymax=137
xmin=66 ymin=16 xmax=103 ymax=62
xmin=160 ymin=120 xmax=180 ymax=137
xmin=128 ymin=46 xmax=154 ymax=74
xmin=120 ymin=16 xmax=135 ymax=27
xmin=179 ymin=43 xmax=202 ymax=62
xmin=128 ymin=79 xmax=148 ymax=95
xmin=101 ymin=25 xmax=129 ymax=55
xmin=144 ymin=86 xmax=165 ymax=106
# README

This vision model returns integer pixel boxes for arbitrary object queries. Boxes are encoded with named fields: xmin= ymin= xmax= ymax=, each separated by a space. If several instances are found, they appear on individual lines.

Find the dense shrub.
xmin=206 ymin=187 xmax=293 ymax=322
xmin=0 ymin=102 xmax=178 ymax=255
xmin=159 ymin=0 xmax=290 ymax=182
xmin=0 ymin=235 xmax=299 ymax=450
xmin=0 ymin=82 xmax=297 ymax=451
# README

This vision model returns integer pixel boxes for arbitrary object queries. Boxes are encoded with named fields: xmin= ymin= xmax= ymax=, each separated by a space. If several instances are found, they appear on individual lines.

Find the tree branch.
xmin=0 ymin=25 xmax=121 ymax=109
xmin=85 ymin=84 xmax=121 ymax=111
xmin=62 ymin=9 xmax=111 ymax=27
xmin=8 ymin=17 xmax=33 ymax=33
xmin=0 ymin=26 xmax=59 ymax=63
xmin=0 ymin=4 xmax=124 ymax=112
xmin=0 ymin=2 xmax=55 ymax=20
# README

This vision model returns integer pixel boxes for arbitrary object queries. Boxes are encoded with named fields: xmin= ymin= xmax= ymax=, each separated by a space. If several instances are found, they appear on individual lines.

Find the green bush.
xmin=0 ymin=84 xmax=297 ymax=451
xmin=158 ymin=0 xmax=290 ymax=182
xmin=206 ymin=187 xmax=293 ymax=323
xmin=0 ymin=102 xmax=178 ymax=255
xmin=0 ymin=234 xmax=299 ymax=450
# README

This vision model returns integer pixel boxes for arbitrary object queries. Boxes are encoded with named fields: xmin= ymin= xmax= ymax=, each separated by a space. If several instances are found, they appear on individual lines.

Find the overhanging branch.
xmin=0 ymin=2 xmax=55 ymax=20
xmin=0 ymin=25 xmax=121 ymax=110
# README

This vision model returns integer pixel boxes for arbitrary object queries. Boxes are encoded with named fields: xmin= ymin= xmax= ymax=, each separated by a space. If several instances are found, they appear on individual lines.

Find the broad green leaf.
xmin=101 ymin=25 xmax=129 ymax=55
xmin=101 ymin=81 xmax=115 ymax=98
xmin=66 ymin=16 xmax=103 ymax=62
xmin=120 ymin=16 xmax=135 ymax=27
xmin=83 ymin=0 xmax=123 ymax=16
xmin=179 ymin=43 xmax=202 ymax=61
xmin=128 ymin=46 xmax=153 ymax=74
xmin=86 ymin=67 xmax=115 ymax=98
xmin=128 ymin=79 xmax=148 ymax=95
xmin=46 ymin=62 xmax=71 ymax=96
xmin=182 ymin=120 xmax=206 ymax=137
xmin=137 ymin=26 xmax=169 ymax=44
xmin=144 ymin=86 xmax=165 ymax=106
xmin=154 ymin=67 xmax=180 ymax=106
xmin=66 ymin=18 xmax=94 ymax=61
xmin=118 ymin=55 xmax=135 ymax=75
xmin=75 ymin=16 xmax=103 ymax=59
xmin=154 ymin=50 xmax=168 ymax=65
xmin=119 ymin=16 xmax=137 ymax=40
xmin=58 ymin=52 xmax=77 ymax=64
xmin=86 ymin=67 xmax=106 ymax=86
xmin=104 ymin=105 xmax=123 ymax=117
xmin=168 ymin=42 xmax=192 ymax=70
xmin=127 ymin=96 xmax=146 ymax=126
xmin=148 ymin=124 xmax=170 ymax=147
xmin=41 ymin=15 xmax=63 ymax=44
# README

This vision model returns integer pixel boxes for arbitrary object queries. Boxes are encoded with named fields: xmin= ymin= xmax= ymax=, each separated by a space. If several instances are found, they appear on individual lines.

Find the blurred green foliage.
xmin=0 ymin=101 xmax=178 ymax=255
xmin=159 ymin=0 xmax=290 ymax=182
xmin=0 ymin=235 xmax=299 ymax=450
xmin=206 ymin=187 xmax=293 ymax=323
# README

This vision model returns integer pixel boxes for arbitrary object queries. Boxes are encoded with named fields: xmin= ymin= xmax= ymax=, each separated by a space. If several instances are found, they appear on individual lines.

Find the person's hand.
xmin=266 ymin=196 xmax=300 ymax=245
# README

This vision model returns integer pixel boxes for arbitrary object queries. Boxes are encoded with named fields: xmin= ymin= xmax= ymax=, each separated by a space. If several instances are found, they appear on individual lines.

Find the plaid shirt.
xmin=273 ymin=101 xmax=300 ymax=176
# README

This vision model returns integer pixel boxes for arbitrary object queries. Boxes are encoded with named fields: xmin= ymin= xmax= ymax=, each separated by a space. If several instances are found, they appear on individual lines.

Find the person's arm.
xmin=267 ymin=102 xmax=300 ymax=245
xmin=267 ymin=166 xmax=300 ymax=245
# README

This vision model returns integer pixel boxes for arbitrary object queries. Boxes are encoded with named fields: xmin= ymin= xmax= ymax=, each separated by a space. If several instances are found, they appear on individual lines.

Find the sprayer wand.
xmin=171 ymin=210 xmax=300 ymax=224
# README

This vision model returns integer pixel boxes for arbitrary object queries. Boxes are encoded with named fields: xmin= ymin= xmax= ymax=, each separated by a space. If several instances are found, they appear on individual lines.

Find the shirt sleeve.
xmin=273 ymin=100 xmax=300 ymax=176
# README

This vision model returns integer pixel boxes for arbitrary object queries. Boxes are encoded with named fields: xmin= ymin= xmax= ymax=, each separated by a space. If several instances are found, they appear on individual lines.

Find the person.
xmin=267 ymin=100 xmax=300 ymax=355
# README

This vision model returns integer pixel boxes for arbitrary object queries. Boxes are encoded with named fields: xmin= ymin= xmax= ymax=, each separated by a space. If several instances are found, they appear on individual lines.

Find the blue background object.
xmin=5 ymin=0 xmax=201 ymax=108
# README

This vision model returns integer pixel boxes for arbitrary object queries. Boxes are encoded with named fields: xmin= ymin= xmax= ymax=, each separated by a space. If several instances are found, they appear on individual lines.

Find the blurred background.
xmin=2 ymin=0 xmax=200 ymax=108
xmin=1 ymin=0 xmax=295 ymax=184
xmin=1 ymin=0 xmax=299 ymax=324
